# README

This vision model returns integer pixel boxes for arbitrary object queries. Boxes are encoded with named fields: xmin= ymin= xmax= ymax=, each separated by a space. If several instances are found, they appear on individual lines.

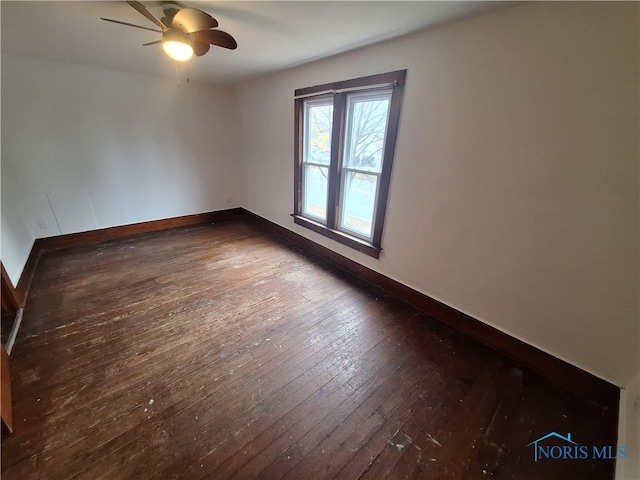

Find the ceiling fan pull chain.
xmin=174 ymin=60 xmax=181 ymax=87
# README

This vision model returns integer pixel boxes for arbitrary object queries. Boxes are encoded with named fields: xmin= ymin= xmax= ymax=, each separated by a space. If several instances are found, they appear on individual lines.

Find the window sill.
xmin=292 ymin=215 xmax=382 ymax=259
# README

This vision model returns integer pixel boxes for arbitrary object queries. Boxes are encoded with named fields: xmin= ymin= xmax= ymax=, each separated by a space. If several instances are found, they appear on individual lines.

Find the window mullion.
xmin=326 ymin=92 xmax=346 ymax=230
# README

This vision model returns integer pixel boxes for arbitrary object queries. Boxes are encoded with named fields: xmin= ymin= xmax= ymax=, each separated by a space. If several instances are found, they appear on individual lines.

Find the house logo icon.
xmin=526 ymin=432 xmax=577 ymax=462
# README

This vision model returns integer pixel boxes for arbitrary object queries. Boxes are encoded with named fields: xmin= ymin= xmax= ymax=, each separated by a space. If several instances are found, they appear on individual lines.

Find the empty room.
xmin=1 ymin=1 xmax=638 ymax=479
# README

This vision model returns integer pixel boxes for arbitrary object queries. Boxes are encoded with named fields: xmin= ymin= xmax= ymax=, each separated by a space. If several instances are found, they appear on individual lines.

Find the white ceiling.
xmin=1 ymin=1 xmax=516 ymax=85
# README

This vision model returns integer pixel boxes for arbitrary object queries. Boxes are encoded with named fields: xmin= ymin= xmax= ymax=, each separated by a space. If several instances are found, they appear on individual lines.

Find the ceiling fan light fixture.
xmin=163 ymin=39 xmax=193 ymax=61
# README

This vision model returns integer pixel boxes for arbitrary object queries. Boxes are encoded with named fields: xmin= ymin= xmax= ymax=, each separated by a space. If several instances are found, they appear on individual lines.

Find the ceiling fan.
xmin=101 ymin=1 xmax=237 ymax=62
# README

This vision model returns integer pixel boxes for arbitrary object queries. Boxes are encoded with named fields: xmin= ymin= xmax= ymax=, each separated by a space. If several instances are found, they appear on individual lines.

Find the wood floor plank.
xmin=0 ymin=219 xmax=619 ymax=480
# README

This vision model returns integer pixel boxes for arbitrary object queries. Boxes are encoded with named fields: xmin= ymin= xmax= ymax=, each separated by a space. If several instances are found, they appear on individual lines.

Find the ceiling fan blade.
xmin=161 ymin=16 xmax=174 ymax=28
xmin=142 ymin=40 xmax=163 ymax=46
xmin=191 ymin=29 xmax=237 ymax=50
xmin=193 ymin=42 xmax=210 ymax=57
xmin=101 ymin=17 xmax=163 ymax=33
xmin=160 ymin=3 xmax=181 ymax=28
xmin=126 ymin=1 xmax=167 ymax=31
xmin=172 ymin=7 xmax=218 ymax=33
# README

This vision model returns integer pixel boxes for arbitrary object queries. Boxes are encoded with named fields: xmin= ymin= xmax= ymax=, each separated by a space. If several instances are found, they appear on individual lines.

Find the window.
xmin=293 ymin=70 xmax=406 ymax=258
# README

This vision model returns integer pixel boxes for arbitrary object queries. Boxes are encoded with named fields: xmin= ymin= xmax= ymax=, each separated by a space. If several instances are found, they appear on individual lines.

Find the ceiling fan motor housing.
xmin=163 ymin=28 xmax=192 ymax=45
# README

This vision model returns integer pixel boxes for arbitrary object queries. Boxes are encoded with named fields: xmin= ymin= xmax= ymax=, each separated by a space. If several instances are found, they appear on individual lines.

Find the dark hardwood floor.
xmin=1 ymin=219 xmax=618 ymax=479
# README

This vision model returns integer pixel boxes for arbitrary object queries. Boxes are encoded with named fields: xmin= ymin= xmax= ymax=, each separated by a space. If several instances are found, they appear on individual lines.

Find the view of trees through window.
xmin=303 ymin=100 xmax=332 ymax=221
xmin=341 ymin=92 xmax=390 ymax=237
xmin=303 ymin=92 xmax=391 ymax=238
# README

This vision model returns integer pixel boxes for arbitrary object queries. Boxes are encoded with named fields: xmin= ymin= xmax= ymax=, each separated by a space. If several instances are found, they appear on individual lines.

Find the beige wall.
xmin=237 ymin=1 xmax=639 ymax=387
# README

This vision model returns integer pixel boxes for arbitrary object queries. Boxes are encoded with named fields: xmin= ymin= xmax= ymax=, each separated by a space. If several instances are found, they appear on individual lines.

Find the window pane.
xmin=344 ymin=92 xmax=391 ymax=173
xmin=340 ymin=171 xmax=378 ymax=239
xmin=303 ymin=165 xmax=329 ymax=221
xmin=305 ymin=101 xmax=333 ymax=165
